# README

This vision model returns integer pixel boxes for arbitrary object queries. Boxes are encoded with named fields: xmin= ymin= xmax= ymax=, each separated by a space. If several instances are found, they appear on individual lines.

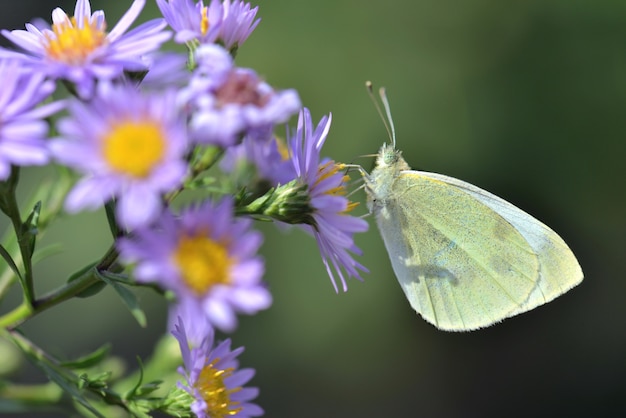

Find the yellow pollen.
xmin=173 ymin=233 xmax=232 ymax=294
xmin=275 ymin=137 xmax=290 ymax=161
xmin=102 ymin=120 xmax=166 ymax=178
xmin=315 ymin=161 xmax=338 ymax=186
xmin=345 ymin=200 xmax=359 ymax=212
xmin=200 ymin=6 xmax=210 ymax=36
xmin=195 ymin=359 xmax=242 ymax=418
xmin=44 ymin=16 xmax=107 ymax=64
xmin=316 ymin=162 xmax=359 ymax=214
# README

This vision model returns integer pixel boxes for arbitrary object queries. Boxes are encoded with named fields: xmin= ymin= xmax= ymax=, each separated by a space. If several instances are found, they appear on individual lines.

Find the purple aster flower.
xmin=181 ymin=44 xmax=300 ymax=147
xmin=219 ymin=0 xmax=260 ymax=50
xmin=0 ymin=0 xmax=171 ymax=98
xmin=0 ymin=60 xmax=64 ymax=180
xmin=157 ymin=0 xmax=260 ymax=50
xmin=49 ymin=83 xmax=189 ymax=229
xmin=172 ymin=317 xmax=263 ymax=418
xmin=289 ymin=108 xmax=369 ymax=292
xmin=117 ymin=197 xmax=271 ymax=332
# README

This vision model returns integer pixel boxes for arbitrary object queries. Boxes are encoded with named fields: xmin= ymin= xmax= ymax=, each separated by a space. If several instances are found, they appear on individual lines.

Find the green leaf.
xmin=104 ymin=200 xmax=122 ymax=239
xmin=60 ymin=344 xmax=111 ymax=370
xmin=0 ymin=244 xmax=23 ymax=282
xmin=75 ymin=281 xmax=107 ymax=298
xmin=6 ymin=331 xmax=108 ymax=417
xmin=35 ymin=361 xmax=104 ymax=418
xmin=67 ymin=262 xmax=97 ymax=283
xmin=67 ymin=262 xmax=106 ymax=298
xmin=125 ymin=357 xmax=145 ymax=400
xmin=96 ymin=270 xmax=147 ymax=327
xmin=133 ymin=380 xmax=163 ymax=397
xmin=96 ymin=270 xmax=133 ymax=285
xmin=21 ymin=201 xmax=41 ymax=255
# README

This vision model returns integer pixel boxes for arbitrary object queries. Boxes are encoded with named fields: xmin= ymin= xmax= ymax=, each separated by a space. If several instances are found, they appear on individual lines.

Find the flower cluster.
xmin=0 ymin=0 xmax=369 ymax=416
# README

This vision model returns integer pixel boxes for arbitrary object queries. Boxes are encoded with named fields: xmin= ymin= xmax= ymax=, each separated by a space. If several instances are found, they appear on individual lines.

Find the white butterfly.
xmin=362 ymin=83 xmax=583 ymax=331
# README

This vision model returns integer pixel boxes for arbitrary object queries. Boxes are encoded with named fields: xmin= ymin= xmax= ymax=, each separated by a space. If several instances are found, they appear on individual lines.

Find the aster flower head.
xmin=181 ymin=44 xmax=301 ymax=147
xmin=0 ymin=0 xmax=171 ymax=98
xmin=219 ymin=0 xmax=260 ymax=50
xmin=157 ymin=0 xmax=260 ymax=50
xmin=172 ymin=317 xmax=263 ymax=418
xmin=50 ymin=83 xmax=189 ymax=229
xmin=157 ymin=0 xmax=223 ymax=45
xmin=117 ymin=197 xmax=271 ymax=332
xmin=289 ymin=108 xmax=369 ymax=292
xmin=0 ymin=60 xmax=64 ymax=180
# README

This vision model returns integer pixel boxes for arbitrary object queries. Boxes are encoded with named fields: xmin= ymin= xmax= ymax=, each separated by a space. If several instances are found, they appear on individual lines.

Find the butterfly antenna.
xmin=366 ymin=81 xmax=394 ymax=147
xmin=379 ymin=87 xmax=397 ymax=149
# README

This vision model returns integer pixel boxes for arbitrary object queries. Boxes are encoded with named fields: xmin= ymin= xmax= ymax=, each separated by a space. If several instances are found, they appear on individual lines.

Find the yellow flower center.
xmin=316 ymin=161 xmax=359 ymax=213
xmin=102 ymin=120 xmax=166 ymax=178
xmin=173 ymin=233 xmax=232 ymax=294
xmin=44 ymin=16 xmax=107 ymax=64
xmin=200 ymin=6 xmax=210 ymax=36
xmin=195 ymin=359 xmax=242 ymax=417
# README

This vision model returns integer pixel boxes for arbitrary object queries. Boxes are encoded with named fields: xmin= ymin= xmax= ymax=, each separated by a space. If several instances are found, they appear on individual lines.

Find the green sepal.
xmin=236 ymin=180 xmax=315 ymax=225
xmin=156 ymin=386 xmax=195 ymax=418
xmin=77 ymin=372 xmax=112 ymax=392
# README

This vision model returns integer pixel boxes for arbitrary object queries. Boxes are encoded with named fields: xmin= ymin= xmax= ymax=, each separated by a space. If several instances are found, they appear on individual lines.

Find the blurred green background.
xmin=1 ymin=0 xmax=625 ymax=417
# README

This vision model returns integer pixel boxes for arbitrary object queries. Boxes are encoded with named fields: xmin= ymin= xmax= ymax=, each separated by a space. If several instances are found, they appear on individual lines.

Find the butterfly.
xmin=362 ymin=82 xmax=583 ymax=331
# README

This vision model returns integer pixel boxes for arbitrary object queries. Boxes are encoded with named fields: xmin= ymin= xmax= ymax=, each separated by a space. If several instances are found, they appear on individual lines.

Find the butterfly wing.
xmin=375 ymin=170 xmax=583 ymax=331
xmin=419 ymin=171 xmax=584 ymax=317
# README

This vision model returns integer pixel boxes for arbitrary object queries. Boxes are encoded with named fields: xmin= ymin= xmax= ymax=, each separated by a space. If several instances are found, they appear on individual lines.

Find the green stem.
xmin=4 ymin=328 xmax=57 ymax=365
xmin=0 ymin=245 xmax=120 ymax=329
xmin=33 ymin=245 xmax=119 ymax=313
xmin=0 ymin=302 xmax=32 ymax=329
xmin=166 ymin=146 xmax=225 ymax=203
xmin=4 ymin=329 xmax=128 ymax=414
xmin=193 ymin=146 xmax=225 ymax=174
xmin=0 ymin=167 xmax=73 ymax=300
xmin=0 ymin=167 xmax=35 ymax=304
